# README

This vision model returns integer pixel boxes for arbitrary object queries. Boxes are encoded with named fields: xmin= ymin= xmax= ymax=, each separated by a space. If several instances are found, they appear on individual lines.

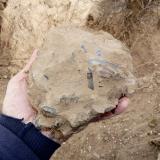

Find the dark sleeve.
xmin=0 ymin=114 xmax=60 ymax=160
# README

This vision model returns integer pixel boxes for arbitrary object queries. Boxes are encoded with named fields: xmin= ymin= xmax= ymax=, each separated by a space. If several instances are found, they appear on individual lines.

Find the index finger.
xmin=22 ymin=49 xmax=38 ymax=72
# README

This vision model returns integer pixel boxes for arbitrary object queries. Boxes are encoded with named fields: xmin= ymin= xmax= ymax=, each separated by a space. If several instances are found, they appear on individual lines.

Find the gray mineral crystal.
xmin=29 ymin=26 xmax=136 ymax=140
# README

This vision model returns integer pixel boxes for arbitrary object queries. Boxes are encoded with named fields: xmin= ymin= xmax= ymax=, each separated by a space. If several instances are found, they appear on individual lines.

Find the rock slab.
xmin=29 ymin=26 xmax=136 ymax=140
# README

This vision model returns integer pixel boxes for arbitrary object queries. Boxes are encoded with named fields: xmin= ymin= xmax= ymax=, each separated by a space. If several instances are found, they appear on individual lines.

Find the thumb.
xmin=22 ymin=49 xmax=38 ymax=72
xmin=115 ymin=97 xmax=129 ymax=115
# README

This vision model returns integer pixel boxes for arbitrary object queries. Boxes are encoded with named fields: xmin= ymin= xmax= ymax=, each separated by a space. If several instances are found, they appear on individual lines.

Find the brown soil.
xmin=0 ymin=0 xmax=160 ymax=160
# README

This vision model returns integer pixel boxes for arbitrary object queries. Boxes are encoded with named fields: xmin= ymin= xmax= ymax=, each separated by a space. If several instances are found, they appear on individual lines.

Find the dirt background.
xmin=0 ymin=0 xmax=160 ymax=160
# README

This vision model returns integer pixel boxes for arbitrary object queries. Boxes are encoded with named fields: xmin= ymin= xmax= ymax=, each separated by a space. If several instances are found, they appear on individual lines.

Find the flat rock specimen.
xmin=29 ymin=26 xmax=136 ymax=140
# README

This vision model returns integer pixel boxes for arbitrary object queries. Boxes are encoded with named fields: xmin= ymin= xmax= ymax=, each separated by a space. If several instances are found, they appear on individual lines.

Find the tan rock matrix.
xmin=28 ymin=26 xmax=136 ymax=140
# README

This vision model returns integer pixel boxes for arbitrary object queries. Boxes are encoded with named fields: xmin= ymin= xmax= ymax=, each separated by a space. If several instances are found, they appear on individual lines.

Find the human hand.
xmin=2 ymin=49 xmax=129 ymax=142
xmin=2 ymin=50 xmax=38 ymax=123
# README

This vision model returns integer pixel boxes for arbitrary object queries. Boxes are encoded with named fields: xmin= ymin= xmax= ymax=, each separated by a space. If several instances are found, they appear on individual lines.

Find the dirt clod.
xmin=29 ymin=26 xmax=136 ymax=140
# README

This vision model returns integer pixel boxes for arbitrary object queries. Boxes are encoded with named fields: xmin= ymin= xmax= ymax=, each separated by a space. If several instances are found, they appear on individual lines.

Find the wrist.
xmin=2 ymin=110 xmax=37 ymax=124
xmin=0 ymin=114 xmax=60 ymax=159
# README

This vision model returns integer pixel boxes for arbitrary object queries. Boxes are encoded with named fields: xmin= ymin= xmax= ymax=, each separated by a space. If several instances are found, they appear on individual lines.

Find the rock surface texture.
xmin=29 ymin=26 xmax=136 ymax=140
